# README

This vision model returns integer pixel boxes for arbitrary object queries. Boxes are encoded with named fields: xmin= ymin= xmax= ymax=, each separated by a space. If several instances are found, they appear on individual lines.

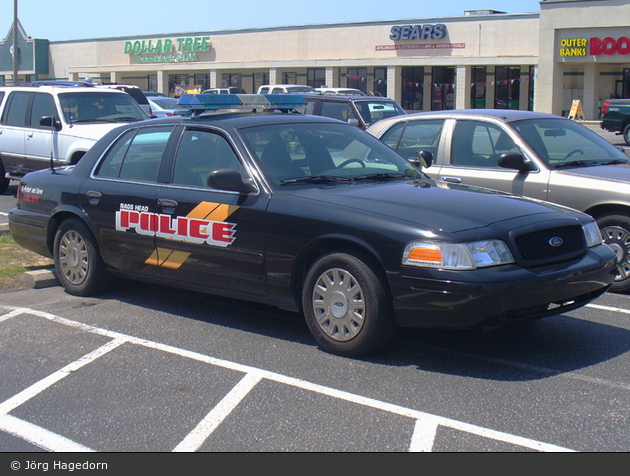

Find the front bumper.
xmin=388 ymin=244 xmax=617 ymax=329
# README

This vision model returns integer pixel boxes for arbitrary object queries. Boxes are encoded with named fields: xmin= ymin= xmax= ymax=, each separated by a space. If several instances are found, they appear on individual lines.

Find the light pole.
xmin=12 ymin=0 xmax=18 ymax=85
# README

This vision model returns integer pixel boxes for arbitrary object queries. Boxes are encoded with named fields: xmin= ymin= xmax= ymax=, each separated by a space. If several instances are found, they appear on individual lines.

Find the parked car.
xmin=0 ymin=83 xmax=149 ymax=194
xmin=93 ymin=83 xmax=152 ymax=116
xmin=300 ymin=93 xmax=406 ymax=130
xmin=202 ymin=87 xmax=246 ymax=94
xmin=315 ymin=87 xmax=367 ymax=96
xmin=143 ymin=91 xmax=168 ymax=98
xmin=257 ymin=84 xmax=315 ymax=94
xmin=367 ymin=109 xmax=630 ymax=293
xmin=601 ymin=98 xmax=630 ymax=144
xmin=148 ymin=97 xmax=187 ymax=118
xmin=9 ymin=94 xmax=617 ymax=357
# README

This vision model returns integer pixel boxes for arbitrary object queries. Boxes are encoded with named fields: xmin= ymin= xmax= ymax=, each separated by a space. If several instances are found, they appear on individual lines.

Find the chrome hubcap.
xmin=58 ymin=230 xmax=89 ymax=286
xmin=312 ymin=268 xmax=365 ymax=342
xmin=601 ymin=225 xmax=630 ymax=283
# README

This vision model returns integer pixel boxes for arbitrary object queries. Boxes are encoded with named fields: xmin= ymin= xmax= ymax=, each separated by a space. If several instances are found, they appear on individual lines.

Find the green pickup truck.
xmin=601 ymin=98 xmax=630 ymax=144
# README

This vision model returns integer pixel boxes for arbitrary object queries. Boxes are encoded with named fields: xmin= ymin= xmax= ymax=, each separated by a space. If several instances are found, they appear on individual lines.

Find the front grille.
xmin=513 ymin=225 xmax=585 ymax=266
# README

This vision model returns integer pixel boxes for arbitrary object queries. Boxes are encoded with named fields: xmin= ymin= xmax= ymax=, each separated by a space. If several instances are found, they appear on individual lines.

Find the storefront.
xmin=2 ymin=0 xmax=630 ymax=120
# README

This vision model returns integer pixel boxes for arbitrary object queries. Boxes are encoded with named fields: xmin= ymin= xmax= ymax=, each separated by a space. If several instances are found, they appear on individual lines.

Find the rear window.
xmin=118 ymin=87 xmax=149 ymax=105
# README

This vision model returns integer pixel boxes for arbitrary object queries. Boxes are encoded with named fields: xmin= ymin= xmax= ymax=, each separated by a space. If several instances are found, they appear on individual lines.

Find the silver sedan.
xmin=367 ymin=109 xmax=630 ymax=293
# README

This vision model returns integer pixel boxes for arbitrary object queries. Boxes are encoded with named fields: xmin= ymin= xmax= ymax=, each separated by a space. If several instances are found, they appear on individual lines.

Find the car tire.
xmin=302 ymin=252 xmax=398 ymax=357
xmin=623 ymin=124 xmax=630 ymax=146
xmin=596 ymin=213 xmax=630 ymax=293
xmin=0 ymin=160 xmax=9 ymax=195
xmin=53 ymin=218 xmax=112 ymax=296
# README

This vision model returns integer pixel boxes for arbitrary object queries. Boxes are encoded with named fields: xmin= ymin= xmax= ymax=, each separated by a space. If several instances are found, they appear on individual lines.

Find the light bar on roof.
xmin=177 ymin=93 xmax=306 ymax=111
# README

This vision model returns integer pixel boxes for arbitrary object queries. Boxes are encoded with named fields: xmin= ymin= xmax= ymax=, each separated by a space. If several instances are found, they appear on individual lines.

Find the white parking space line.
xmin=173 ymin=372 xmax=264 ymax=452
xmin=0 ymin=306 xmax=576 ymax=452
xmin=0 ymin=211 xmax=8 ymax=217
xmin=409 ymin=417 xmax=440 ymax=452
xmin=587 ymin=303 xmax=630 ymax=315
xmin=0 ymin=414 xmax=94 ymax=452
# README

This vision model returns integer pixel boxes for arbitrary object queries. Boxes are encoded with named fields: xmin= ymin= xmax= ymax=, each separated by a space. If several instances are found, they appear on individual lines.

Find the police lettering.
xmin=116 ymin=209 xmax=236 ymax=247
xmin=390 ymin=24 xmax=447 ymax=41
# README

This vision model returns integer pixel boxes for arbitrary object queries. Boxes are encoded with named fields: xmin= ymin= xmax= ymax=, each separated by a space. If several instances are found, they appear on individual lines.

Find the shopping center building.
xmin=1 ymin=0 xmax=629 ymax=120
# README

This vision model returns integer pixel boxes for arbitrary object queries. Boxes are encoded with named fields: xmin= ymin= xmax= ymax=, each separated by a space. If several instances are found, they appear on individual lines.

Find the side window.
xmin=451 ymin=120 xmax=519 ymax=168
xmin=397 ymin=120 xmax=445 ymax=159
xmin=172 ymin=129 xmax=243 ymax=188
xmin=95 ymin=129 xmax=136 ymax=178
xmin=2 ymin=91 xmax=31 ymax=126
xmin=380 ymin=122 xmax=407 ymax=152
xmin=30 ymin=93 xmax=59 ymax=128
xmin=320 ymin=101 xmax=349 ymax=122
xmin=95 ymin=126 xmax=173 ymax=182
xmin=303 ymin=100 xmax=316 ymax=115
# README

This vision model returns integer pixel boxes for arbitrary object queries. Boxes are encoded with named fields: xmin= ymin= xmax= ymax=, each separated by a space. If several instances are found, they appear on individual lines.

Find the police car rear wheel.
xmin=302 ymin=252 xmax=398 ymax=357
xmin=54 ymin=218 xmax=111 ymax=296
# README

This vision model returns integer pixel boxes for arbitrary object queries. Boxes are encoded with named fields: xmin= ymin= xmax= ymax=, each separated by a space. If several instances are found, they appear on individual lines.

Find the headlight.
xmin=403 ymin=240 xmax=514 ymax=270
xmin=583 ymin=221 xmax=603 ymax=247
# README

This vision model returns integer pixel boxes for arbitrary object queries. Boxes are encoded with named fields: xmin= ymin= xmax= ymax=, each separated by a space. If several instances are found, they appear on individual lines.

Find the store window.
xmin=282 ymin=72 xmax=298 ymax=85
xmin=307 ymin=69 xmax=326 ymax=88
xmin=401 ymin=67 xmax=424 ymax=111
xmin=169 ymin=74 xmax=190 ymax=97
xmin=494 ymin=66 xmax=520 ymax=110
xmin=374 ymin=68 xmax=387 ymax=97
xmin=221 ymin=73 xmax=242 ymax=89
xmin=195 ymin=74 xmax=210 ymax=92
xmin=431 ymin=67 xmax=455 ymax=111
xmin=471 ymin=67 xmax=486 ymax=109
xmin=347 ymin=68 xmax=367 ymax=94
xmin=254 ymin=73 xmax=269 ymax=93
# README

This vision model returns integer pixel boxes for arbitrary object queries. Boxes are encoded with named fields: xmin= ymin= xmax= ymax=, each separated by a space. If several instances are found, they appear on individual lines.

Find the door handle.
xmin=440 ymin=176 xmax=462 ymax=184
xmin=86 ymin=190 xmax=101 ymax=205
xmin=158 ymin=199 xmax=178 ymax=211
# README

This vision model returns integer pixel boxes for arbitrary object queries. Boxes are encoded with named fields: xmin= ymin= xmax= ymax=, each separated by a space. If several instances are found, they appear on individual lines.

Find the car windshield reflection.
xmin=511 ymin=118 xmax=629 ymax=167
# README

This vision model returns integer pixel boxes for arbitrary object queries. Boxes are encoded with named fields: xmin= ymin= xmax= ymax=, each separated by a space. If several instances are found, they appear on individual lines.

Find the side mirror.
xmin=408 ymin=149 xmax=433 ymax=169
xmin=207 ymin=169 xmax=257 ymax=194
xmin=40 ymin=116 xmax=62 ymax=131
xmin=497 ymin=153 xmax=535 ymax=172
xmin=347 ymin=118 xmax=360 ymax=127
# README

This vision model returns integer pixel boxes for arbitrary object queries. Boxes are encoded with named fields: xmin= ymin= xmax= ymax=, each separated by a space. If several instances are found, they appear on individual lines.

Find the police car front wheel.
xmin=302 ymin=252 xmax=398 ymax=357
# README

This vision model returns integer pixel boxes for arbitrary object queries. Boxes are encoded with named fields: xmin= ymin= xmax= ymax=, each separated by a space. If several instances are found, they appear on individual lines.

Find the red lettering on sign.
xmin=160 ymin=215 xmax=176 ymax=235
xmin=189 ymin=219 xmax=209 ymax=240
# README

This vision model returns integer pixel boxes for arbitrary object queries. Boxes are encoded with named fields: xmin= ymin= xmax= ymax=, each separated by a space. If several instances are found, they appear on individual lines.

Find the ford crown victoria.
xmin=9 ymin=95 xmax=618 ymax=357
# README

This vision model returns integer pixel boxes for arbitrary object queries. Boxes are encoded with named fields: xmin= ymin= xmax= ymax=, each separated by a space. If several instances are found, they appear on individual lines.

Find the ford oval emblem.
xmin=549 ymin=236 xmax=563 ymax=247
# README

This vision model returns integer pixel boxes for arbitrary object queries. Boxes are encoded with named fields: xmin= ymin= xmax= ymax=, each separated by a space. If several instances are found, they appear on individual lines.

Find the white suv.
xmin=0 ymin=83 xmax=149 ymax=193
xmin=256 ymin=84 xmax=315 ymax=94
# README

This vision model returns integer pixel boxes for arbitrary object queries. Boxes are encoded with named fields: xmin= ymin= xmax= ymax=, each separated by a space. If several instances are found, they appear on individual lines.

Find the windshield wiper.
xmin=280 ymin=175 xmax=352 ymax=185
xmin=601 ymin=159 xmax=629 ymax=165
xmin=554 ymin=160 xmax=598 ymax=169
xmin=353 ymin=172 xmax=408 ymax=181
xmin=71 ymin=118 xmax=115 ymax=124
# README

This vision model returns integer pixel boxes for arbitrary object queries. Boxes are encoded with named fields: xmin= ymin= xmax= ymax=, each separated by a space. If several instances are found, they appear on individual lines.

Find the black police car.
xmin=9 ymin=94 xmax=618 ymax=357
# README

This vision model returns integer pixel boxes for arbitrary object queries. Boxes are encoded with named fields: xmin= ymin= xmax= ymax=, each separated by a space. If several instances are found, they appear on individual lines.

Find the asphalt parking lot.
xmin=1 ymin=282 xmax=629 ymax=452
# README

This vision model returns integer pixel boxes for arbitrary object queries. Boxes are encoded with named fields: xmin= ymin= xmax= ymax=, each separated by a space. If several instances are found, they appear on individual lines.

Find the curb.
xmin=21 ymin=269 xmax=59 ymax=289
xmin=0 ymin=223 xmax=9 ymax=235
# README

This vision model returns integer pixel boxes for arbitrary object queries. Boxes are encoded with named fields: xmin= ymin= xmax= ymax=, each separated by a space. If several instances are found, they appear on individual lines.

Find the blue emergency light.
xmin=177 ymin=93 xmax=306 ymax=113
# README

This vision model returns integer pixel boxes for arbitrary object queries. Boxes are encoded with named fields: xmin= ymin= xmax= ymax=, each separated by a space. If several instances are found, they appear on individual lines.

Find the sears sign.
xmin=389 ymin=24 xmax=447 ymax=41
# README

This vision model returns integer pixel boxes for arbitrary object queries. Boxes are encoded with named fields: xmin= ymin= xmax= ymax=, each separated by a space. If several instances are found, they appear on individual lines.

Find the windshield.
xmin=240 ymin=122 xmax=422 ymax=187
xmin=510 ymin=118 xmax=629 ymax=167
xmin=354 ymin=100 xmax=406 ymax=126
xmin=59 ymin=92 xmax=148 ymax=124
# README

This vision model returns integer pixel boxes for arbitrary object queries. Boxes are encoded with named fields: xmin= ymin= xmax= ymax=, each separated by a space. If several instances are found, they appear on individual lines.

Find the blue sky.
xmin=1 ymin=0 xmax=542 ymax=42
